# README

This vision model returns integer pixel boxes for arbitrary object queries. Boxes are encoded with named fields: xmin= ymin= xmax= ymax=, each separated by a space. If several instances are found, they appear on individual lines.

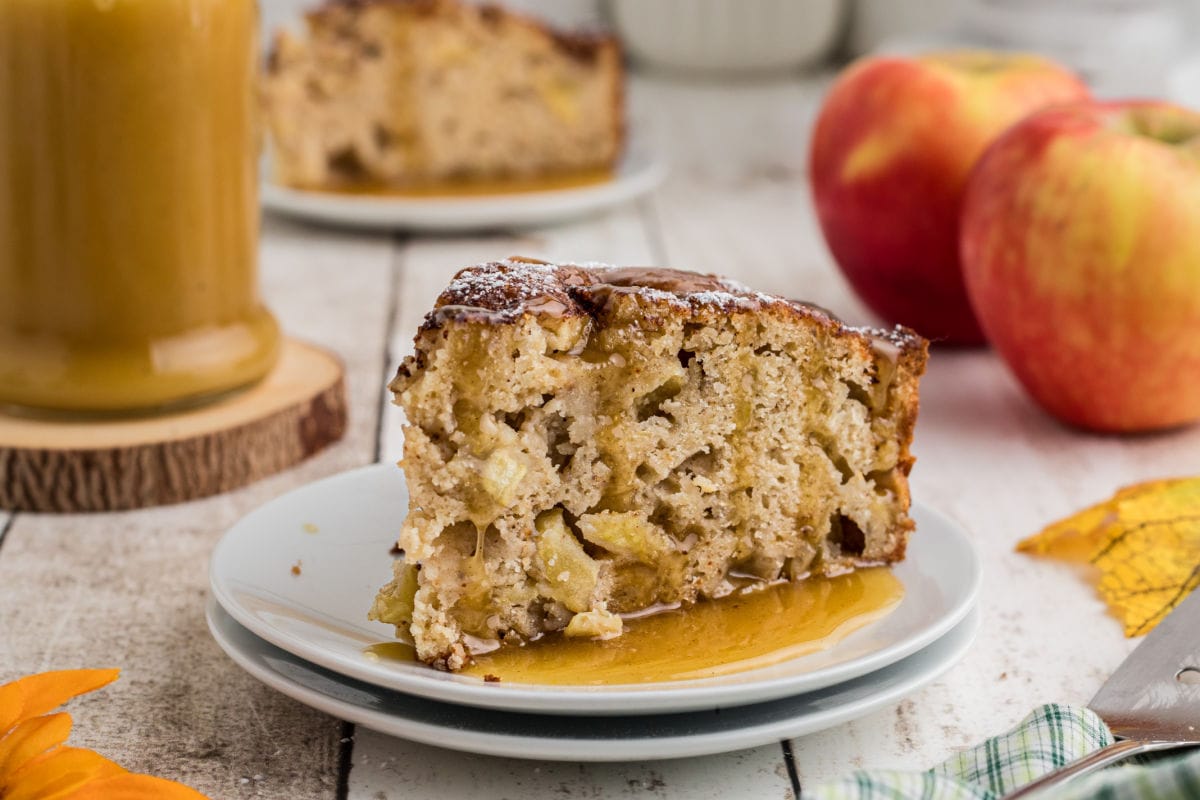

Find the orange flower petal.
xmin=0 ymin=670 xmax=120 ymax=735
xmin=63 ymin=773 xmax=210 ymax=800
xmin=0 ymin=668 xmax=211 ymax=799
xmin=3 ymin=745 xmax=126 ymax=800
xmin=0 ymin=712 xmax=72 ymax=778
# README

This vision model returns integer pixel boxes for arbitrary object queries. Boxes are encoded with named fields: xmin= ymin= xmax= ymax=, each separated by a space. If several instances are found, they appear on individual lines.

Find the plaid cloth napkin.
xmin=807 ymin=703 xmax=1200 ymax=800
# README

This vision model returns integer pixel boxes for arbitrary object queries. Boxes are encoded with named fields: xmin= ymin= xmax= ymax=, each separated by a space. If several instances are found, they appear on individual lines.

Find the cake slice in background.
xmin=262 ymin=0 xmax=624 ymax=190
xmin=371 ymin=258 xmax=928 ymax=671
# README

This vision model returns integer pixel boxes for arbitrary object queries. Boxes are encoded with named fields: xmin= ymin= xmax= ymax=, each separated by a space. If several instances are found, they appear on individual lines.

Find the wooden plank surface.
xmin=349 ymin=738 xmax=794 ymax=800
xmin=0 ymin=512 xmax=10 ymax=565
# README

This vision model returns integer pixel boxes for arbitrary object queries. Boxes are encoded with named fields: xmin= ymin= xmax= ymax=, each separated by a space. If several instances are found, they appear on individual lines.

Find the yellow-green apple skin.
xmin=810 ymin=52 xmax=1089 ymax=344
xmin=962 ymin=101 xmax=1200 ymax=432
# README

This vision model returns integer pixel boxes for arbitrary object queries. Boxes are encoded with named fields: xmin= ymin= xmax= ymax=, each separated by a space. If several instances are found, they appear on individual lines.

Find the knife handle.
xmin=1002 ymin=739 xmax=1196 ymax=799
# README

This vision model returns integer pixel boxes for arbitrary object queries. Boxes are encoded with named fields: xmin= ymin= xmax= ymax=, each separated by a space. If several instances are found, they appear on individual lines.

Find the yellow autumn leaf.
xmin=0 ymin=669 xmax=211 ymax=800
xmin=1016 ymin=498 xmax=1115 ymax=561
xmin=1018 ymin=477 xmax=1200 ymax=636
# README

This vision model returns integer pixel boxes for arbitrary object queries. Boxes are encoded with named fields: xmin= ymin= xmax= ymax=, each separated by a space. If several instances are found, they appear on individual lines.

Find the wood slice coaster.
xmin=0 ymin=338 xmax=347 ymax=513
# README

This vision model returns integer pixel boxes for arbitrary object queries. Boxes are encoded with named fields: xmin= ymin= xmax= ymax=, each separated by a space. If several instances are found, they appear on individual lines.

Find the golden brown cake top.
xmin=420 ymin=257 xmax=926 ymax=355
xmin=305 ymin=0 xmax=616 ymax=64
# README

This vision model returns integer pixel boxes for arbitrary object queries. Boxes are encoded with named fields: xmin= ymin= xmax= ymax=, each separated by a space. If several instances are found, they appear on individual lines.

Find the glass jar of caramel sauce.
xmin=0 ymin=0 xmax=279 ymax=414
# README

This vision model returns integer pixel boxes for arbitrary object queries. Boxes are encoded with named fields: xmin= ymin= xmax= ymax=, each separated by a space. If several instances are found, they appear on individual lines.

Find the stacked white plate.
xmin=207 ymin=464 xmax=981 ymax=761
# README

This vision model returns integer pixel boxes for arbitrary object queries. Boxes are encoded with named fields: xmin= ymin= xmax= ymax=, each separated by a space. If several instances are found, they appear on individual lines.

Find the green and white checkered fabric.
xmin=806 ymin=703 xmax=1200 ymax=800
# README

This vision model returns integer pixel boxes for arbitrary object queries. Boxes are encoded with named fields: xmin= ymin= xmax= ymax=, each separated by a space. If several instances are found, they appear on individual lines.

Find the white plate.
xmin=207 ymin=597 xmax=980 ymax=762
xmin=209 ymin=463 xmax=982 ymax=715
xmin=260 ymin=149 xmax=666 ymax=232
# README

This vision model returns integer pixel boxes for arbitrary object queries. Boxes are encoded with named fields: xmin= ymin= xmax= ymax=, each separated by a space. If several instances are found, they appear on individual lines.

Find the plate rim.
xmin=260 ymin=148 xmax=667 ymax=231
xmin=209 ymin=463 xmax=982 ymax=715
xmin=206 ymin=597 xmax=981 ymax=762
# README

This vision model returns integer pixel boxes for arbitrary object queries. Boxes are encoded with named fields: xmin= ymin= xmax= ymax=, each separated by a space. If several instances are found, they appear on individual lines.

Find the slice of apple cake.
xmin=262 ymin=0 xmax=623 ymax=190
xmin=370 ymin=258 xmax=928 ymax=670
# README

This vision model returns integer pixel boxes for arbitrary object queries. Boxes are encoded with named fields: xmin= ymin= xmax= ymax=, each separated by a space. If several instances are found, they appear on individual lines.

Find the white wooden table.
xmin=3 ymin=73 xmax=1197 ymax=799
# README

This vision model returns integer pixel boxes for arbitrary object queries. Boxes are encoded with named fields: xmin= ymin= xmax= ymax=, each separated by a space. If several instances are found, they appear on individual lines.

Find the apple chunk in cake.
xmin=370 ymin=258 xmax=928 ymax=670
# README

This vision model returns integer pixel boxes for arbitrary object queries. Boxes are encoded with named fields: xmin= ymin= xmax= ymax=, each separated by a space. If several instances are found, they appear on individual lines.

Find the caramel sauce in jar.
xmin=365 ymin=567 xmax=904 ymax=685
xmin=0 ymin=0 xmax=279 ymax=413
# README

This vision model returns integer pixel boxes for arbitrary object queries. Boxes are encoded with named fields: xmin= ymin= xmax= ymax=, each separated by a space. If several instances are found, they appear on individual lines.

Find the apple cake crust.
xmin=371 ymin=258 xmax=928 ymax=670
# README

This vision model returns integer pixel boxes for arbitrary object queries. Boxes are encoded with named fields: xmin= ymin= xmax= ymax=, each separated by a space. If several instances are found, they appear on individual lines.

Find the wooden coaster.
xmin=0 ymin=338 xmax=347 ymax=513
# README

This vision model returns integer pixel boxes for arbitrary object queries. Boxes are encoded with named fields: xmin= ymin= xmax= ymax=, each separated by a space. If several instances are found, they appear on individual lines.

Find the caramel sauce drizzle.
xmin=363 ymin=567 xmax=904 ymax=685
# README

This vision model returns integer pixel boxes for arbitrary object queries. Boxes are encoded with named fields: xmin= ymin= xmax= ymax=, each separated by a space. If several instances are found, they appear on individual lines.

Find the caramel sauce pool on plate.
xmin=363 ymin=567 xmax=904 ymax=685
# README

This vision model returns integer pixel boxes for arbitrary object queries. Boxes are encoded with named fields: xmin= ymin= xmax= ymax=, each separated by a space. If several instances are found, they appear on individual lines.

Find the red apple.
xmin=962 ymin=100 xmax=1200 ymax=432
xmin=810 ymin=51 xmax=1089 ymax=344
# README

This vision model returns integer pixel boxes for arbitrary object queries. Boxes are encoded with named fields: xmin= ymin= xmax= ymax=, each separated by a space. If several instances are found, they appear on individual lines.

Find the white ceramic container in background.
xmin=845 ymin=0 xmax=1188 ymax=99
xmin=1167 ymin=53 xmax=1200 ymax=110
xmin=955 ymin=0 xmax=1183 ymax=97
xmin=846 ymin=0 xmax=960 ymax=56
xmin=497 ymin=0 xmax=605 ymax=29
xmin=608 ymin=0 xmax=846 ymax=76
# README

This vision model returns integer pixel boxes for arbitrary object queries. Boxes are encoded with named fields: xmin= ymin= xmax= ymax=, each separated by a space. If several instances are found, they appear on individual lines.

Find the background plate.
xmin=261 ymin=149 xmax=666 ymax=232
xmin=209 ymin=463 xmax=981 ymax=715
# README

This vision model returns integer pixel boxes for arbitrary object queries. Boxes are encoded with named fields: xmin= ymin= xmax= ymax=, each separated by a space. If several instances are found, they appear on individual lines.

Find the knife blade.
xmin=1088 ymin=584 xmax=1200 ymax=742
xmin=1002 ymin=587 xmax=1200 ymax=798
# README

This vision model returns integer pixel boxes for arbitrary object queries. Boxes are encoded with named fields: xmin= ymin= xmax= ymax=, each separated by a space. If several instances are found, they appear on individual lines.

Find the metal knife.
xmin=1005 ymin=586 xmax=1200 ymax=798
